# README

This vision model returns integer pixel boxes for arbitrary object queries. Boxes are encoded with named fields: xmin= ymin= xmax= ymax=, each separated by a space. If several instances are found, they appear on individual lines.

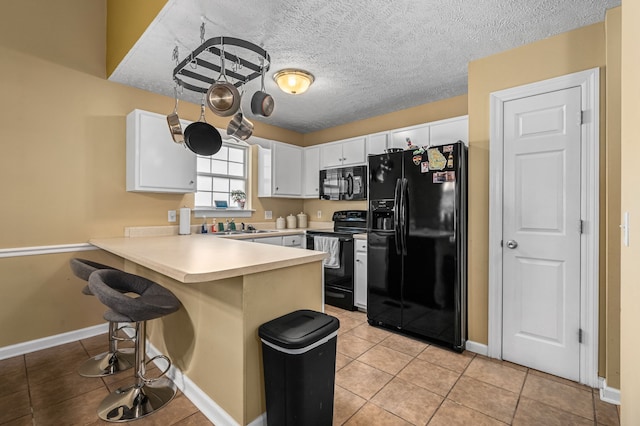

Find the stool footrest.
xmin=141 ymin=355 xmax=172 ymax=384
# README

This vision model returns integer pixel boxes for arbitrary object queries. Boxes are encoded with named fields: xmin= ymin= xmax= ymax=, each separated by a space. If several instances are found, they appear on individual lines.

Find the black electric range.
xmin=306 ymin=210 xmax=367 ymax=310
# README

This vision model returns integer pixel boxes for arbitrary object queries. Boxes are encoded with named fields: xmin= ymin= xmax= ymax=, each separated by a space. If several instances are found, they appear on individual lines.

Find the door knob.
xmin=506 ymin=240 xmax=518 ymax=249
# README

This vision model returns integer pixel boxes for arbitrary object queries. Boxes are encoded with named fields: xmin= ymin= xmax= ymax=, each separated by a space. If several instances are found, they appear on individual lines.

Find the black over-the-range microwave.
xmin=319 ymin=165 xmax=367 ymax=200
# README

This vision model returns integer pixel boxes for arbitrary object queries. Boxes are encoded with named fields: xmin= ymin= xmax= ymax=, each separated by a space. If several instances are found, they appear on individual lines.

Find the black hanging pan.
xmin=184 ymin=96 xmax=222 ymax=156
xmin=251 ymin=65 xmax=274 ymax=117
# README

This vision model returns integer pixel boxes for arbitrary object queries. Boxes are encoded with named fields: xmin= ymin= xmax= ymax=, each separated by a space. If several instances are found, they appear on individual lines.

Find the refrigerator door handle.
xmin=400 ymin=178 xmax=408 ymax=255
xmin=393 ymin=178 xmax=402 ymax=255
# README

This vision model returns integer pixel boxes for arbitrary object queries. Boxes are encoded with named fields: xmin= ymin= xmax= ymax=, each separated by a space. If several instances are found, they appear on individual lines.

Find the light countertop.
xmin=90 ymin=234 xmax=326 ymax=284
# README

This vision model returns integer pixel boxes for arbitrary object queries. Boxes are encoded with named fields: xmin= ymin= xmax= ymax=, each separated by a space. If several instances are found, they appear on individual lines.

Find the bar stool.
xmin=88 ymin=269 xmax=181 ymax=422
xmin=69 ymin=258 xmax=135 ymax=377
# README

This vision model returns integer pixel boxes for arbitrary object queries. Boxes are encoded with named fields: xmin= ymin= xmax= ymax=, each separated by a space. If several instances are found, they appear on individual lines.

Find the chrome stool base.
xmin=78 ymin=349 xmax=135 ymax=378
xmin=97 ymin=378 xmax=177 ymax=422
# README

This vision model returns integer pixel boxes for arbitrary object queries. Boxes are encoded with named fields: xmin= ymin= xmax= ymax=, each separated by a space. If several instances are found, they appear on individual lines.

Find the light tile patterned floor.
xmin=328 ymin=306 xmax=620 ymax=426
xmin=0 ymin=306 xmax=621 ymax=425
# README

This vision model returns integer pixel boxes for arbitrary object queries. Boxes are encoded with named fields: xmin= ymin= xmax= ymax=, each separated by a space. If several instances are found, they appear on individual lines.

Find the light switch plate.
xmin=265 ymin=210 xmax=272 ymax=220
xmin=168 ymin=210 xmax=177 ymax=222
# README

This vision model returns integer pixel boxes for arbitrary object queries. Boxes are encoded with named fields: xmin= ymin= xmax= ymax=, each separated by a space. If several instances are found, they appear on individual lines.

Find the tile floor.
xmin=0 ymin=306 xmax=620 ymax=425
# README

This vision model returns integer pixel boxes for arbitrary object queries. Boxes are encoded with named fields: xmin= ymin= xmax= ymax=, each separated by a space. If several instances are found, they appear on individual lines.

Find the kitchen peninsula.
xmin=89 ymin=234 xmax=326 ymax=425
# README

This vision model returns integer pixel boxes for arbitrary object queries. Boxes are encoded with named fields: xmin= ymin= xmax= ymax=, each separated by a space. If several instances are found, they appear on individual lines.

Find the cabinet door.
xmin=303 ymin=146 xmax=320 ymax=198
xmin=367 ymin=132 xmax=389 ymax=156
xmin=252 ymin=236 xmax=283 ymax=245
xmin=283 ymin=234 xmax=303 ymax=247
xmin=341 ymin=137 xmax=366 ymax=166
xmin=320 ymin=143 xmax=344 ymax=169
xmin=429 ymin=116 xmax=468 ymax=146
xmin=272 ymin=142 xmax=302 ymax=196
xmin=354 ymin=249 xmax=368 ymax=309
xmin=126 ymin=109 xmax=196 ymax=193
xmin=391 ymin=124 xmax=430 ymax=150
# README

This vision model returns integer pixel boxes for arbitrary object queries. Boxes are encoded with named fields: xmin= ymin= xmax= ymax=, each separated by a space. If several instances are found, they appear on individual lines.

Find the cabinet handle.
xmin=189 ymin=180 xmax=194 ymax=184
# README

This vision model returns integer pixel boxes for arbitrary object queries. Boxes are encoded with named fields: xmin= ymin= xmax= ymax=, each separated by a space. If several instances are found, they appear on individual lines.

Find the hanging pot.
xmin=206 ymin=40 xmax=240 ymax=117
xmin=166 ymin=85 xmax=184 ymax=144
xmin=227 ymin=110 xmax=254 ymax=141
xmin=250 ymin=65 xmax=274 ymax=117
xmin=184 ymin=97 xmax=222 ymax=156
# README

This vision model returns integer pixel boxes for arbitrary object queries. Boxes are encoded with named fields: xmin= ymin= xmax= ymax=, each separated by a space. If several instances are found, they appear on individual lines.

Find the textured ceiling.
xmin=109 ymin=0 xmax=619 ymax=134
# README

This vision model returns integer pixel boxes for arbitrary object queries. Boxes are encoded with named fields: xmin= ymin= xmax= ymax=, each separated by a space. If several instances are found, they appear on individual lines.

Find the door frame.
xmin=488 ymin=67 xmax=600 ymax=387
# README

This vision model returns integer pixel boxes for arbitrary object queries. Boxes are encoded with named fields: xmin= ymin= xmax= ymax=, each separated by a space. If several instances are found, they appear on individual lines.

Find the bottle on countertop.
xmin=212 ymin=219 xmax=217 ymax=233
xmin=201 ymin=216 xmax=208 ymax=234
xmin=229 ymin=218 xmax=236 ymax=231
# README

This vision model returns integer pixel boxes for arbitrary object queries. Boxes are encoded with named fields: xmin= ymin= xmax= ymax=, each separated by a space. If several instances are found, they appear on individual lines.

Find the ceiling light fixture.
xmin=273 ymin=69 xmax=315 ymax=95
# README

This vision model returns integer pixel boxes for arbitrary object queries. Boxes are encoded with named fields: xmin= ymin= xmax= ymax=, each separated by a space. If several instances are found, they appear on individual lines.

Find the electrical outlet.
xmin=168 ymin=210 xmax=177 ymax=222
xmin=265 ymin=210 xmax=273 ymax=220
xmin=317 ymin=210 xmax=322 ymax=219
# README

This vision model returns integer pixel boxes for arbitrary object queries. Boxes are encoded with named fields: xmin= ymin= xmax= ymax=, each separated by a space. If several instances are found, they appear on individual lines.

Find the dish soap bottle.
xmin=211 ymin=219 xmax=217 ymax=233
xmin=201 ymin=216 xmax=208 ymax=234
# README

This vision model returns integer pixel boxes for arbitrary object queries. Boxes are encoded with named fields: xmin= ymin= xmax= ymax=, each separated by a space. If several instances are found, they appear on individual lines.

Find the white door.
xmin=502 ymin=86 xmax=582 ymax=381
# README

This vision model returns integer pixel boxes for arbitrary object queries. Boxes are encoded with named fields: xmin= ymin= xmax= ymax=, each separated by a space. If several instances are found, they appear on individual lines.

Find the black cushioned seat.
xmin=87 ymin=269 xmax=181 ymax=422
xmin=70 ymin=258 xmax=116 ymax=295
xmin=88 ymin=270 xmax=180 ymax=322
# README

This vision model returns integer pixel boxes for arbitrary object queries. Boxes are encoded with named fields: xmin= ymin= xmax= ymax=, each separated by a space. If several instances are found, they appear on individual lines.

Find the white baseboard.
xmin=0 ymin=323 xmax=108 ymax=360
xmin=598 ymin=377 xmax=621 ymax=405
xmin=465 ymin=340 xmax=488 ymax=356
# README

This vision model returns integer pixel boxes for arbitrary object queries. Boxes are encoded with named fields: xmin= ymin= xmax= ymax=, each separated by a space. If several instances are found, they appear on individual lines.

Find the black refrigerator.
xmin=367 ymin=142 xmax=467 ymax=352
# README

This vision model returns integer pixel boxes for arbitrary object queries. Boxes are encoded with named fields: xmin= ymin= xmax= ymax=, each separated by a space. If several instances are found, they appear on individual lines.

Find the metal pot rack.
xmin=172 ymin=36 xmax=270 ymax=95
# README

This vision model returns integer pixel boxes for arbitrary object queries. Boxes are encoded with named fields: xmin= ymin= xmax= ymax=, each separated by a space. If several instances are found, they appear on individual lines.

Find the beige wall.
xmin=467 ymin=15 xmax=621 ymax=388
xmin=620 ymin=1 xmax=640 ymax=423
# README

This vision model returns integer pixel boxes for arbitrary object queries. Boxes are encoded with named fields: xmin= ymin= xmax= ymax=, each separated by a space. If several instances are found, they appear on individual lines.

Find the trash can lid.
xmin=258 ymin=309 xmax=340 ymax=350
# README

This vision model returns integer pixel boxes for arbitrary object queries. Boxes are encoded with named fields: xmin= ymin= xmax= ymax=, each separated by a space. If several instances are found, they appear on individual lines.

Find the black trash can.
xmin=258 ymin=309 xmax=340 ymax=426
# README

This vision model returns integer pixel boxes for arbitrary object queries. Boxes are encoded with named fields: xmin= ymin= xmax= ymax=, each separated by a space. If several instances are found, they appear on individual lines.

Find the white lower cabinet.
xmin=283 ymin=234 xmax=303 ymax=248
xmin=250 ymin=236 xmax=283 ymax=245
xmin=249 ymin=233 xmax=304 ymax=247
xmin=354 ymin=238 xmax=367 ymax=310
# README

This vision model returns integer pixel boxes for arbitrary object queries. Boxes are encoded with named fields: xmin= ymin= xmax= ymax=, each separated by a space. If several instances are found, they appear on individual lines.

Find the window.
xmin=195 ymin=142 xmax=247 ymax=209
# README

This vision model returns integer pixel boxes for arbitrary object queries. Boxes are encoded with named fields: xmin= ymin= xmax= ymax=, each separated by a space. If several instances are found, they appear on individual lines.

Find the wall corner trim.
xmin=465 ymin=340 xmax=489 ymax=356
xmin=599 ymin=377 xmax=621 ymax=405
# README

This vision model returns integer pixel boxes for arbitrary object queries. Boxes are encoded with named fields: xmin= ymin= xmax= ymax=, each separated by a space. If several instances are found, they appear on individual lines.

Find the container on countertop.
xmin=297 ymin=212 xmax=308 ymax=228
xmin=276 ymin=216 xmax=286 ymax=229
xmin=286 ymin=214 xmax=297 ymax=229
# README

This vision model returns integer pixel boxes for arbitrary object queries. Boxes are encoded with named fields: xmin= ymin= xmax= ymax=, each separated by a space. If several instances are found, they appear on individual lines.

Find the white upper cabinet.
xmin=367 ymin=132 xmax=389 ymax=156
xmin=303 ymin=146 xmax=320 ymax=198
xmin=258 ymin=141 xmax=303 ymax=197
xmin=320 ymin=136 xmax=366 ymax=169
xmin=390 ymin=123 xmax=430 ymax=150
xmin=429 ymin=115 xmax=469 ymax=146
xmin=126 ymin=109 xmax=196 ymax=193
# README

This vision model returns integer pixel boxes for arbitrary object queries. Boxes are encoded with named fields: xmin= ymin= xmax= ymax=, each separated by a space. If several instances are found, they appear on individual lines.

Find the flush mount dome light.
xmin=273 ymin=69 xmax=315 ymax=95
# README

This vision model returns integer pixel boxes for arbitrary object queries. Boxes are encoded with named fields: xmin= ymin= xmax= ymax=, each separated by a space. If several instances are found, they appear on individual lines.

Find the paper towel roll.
xmin=179 ymin=208 xmax=191 ymax=235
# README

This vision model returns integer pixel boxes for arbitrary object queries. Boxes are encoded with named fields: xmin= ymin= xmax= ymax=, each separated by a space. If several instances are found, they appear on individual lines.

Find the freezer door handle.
xmin=393 ymin=178 xmax=402 ymax=255
xmin=400 ymin=178 xmax=408 ymax=255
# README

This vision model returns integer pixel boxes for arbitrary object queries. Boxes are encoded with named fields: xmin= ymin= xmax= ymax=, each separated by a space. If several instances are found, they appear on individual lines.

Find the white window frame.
xmin=193 ymin=139 xmax=253 ymax=218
